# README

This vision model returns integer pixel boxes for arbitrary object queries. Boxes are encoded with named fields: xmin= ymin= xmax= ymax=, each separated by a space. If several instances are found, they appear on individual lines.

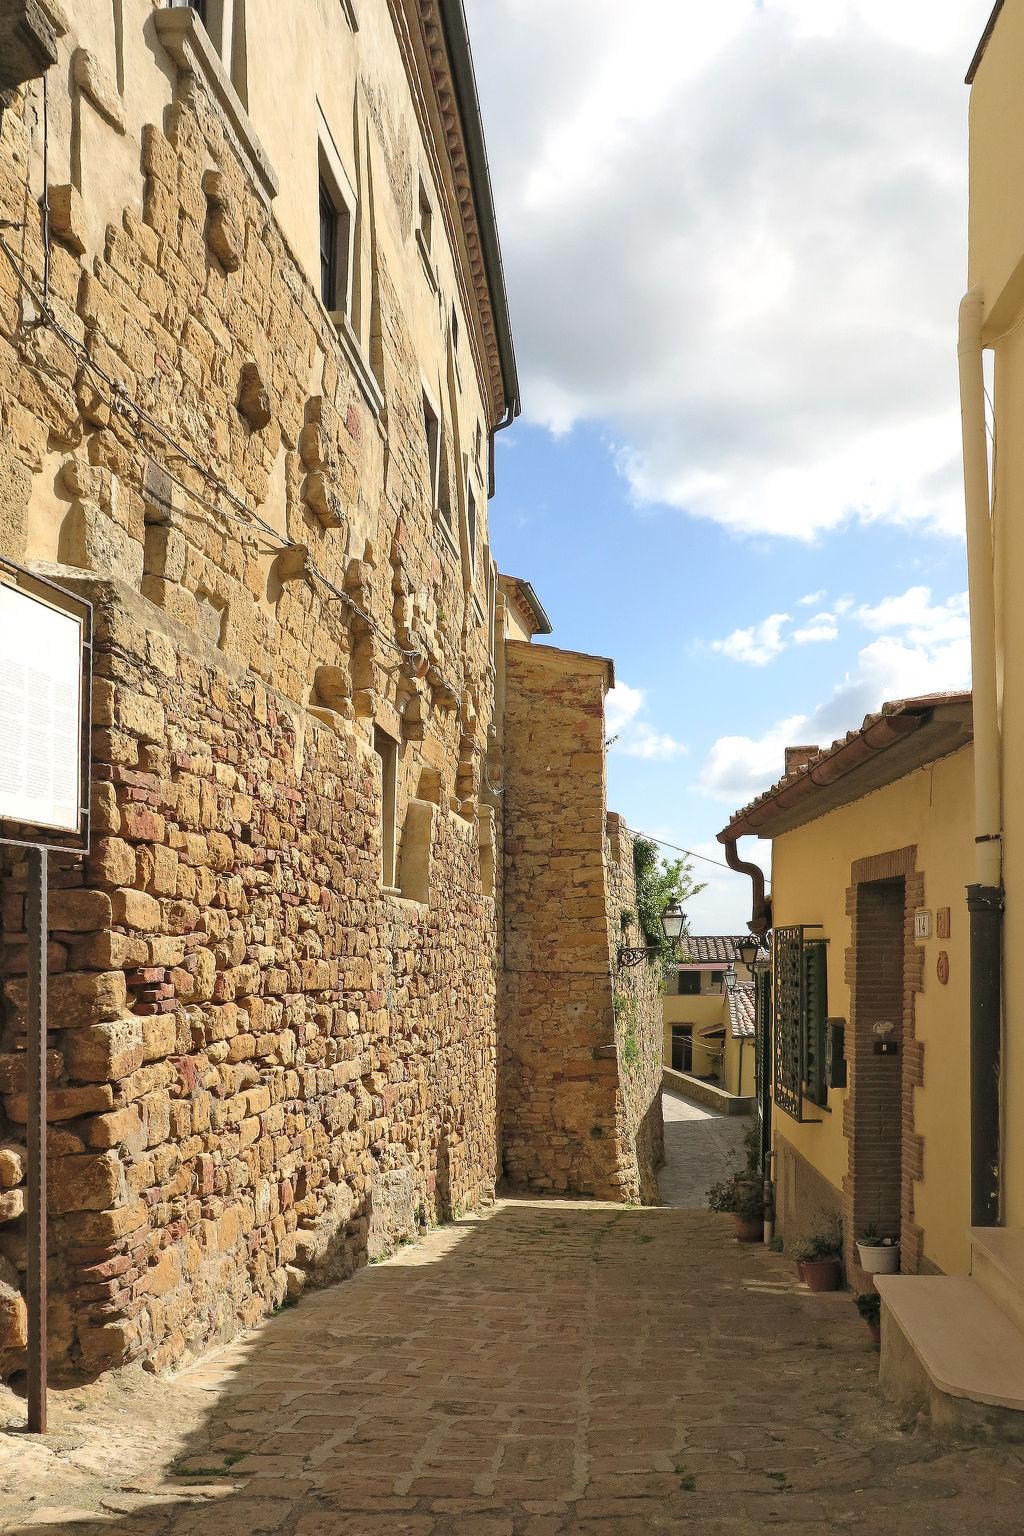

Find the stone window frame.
xmin=155 ymin=3 xmax=277 ymax=204
xmin=416 ymin=173 xmax=438 ymax=291
xmin=317 ymin=129 xmax=357 ymax=322
xmin=421 ymin=379 xmax=442 ymax=514
xmin=841 ymin=844 xmax=926 ymax=1283
xmin=373 ymin=725 xmax=400 ymax=891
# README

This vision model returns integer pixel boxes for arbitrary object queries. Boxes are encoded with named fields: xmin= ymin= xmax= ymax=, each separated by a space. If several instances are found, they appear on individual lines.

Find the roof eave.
xmin=966 ymin=0 xmax=1005 ymax=85
xmin=717 ymin=693 xmax=973 ymax=842
xmin=436 ymin=0 xmax=521 ymax=422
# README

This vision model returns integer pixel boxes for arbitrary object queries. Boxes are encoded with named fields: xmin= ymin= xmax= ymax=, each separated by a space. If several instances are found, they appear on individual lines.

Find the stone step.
xmin=877 ymin=1275 xmax=1024 ymax=1437
xmin=969 ymin=1226 xmax=1024 ymax=1335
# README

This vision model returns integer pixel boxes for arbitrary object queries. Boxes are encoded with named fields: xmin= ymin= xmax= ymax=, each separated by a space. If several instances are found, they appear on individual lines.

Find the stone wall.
xmin=606 ymin=815 xmax=665 ymax=1204
xmin=3 ymin=582 xmax=498 ymax=1376
xmin=500 ymin=645 xmax=663 ymax=1203
xmin=0 ymin=10 xmax=501 ymax=1377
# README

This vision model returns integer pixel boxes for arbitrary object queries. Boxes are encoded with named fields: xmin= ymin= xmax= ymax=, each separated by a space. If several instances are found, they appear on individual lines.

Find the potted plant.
xmin=856 ymin=1223 xmax=900 ymax=1275
xmin=706 ymin=1176 xmax=765 ymax=1242
xmin=855 ymin=1291 xmax=881 ymax=1345
xmin=792 ymin=1210 xmax=844 ymax=1291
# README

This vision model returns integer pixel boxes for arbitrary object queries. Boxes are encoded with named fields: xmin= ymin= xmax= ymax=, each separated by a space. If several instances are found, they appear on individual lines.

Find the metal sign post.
xmin=26 ymin=844 xmax=47 ymax=1434
xmin=0 ymin=558 xmax=91 ymax=1435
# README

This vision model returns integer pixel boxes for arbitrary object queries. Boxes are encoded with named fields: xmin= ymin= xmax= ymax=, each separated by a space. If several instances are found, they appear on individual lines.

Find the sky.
xmin=465 ymin=0 xmax=990 ymax=931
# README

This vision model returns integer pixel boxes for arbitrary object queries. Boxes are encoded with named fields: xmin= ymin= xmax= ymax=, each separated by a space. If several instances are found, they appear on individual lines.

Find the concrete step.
xmin=969 ymin=1226 xmax=1024 ymax=1335
xmin=877 ymin=1274 xmax=1024 ymax=1439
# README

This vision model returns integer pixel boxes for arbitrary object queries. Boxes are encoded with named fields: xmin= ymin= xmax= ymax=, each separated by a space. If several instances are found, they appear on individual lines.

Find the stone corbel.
xmin=0 ymin=2 xmax=58 ymax=94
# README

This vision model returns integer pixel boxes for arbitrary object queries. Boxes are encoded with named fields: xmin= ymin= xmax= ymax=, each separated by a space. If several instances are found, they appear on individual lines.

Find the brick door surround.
xmin=843 ymin=847 xmax=926 ymax=1286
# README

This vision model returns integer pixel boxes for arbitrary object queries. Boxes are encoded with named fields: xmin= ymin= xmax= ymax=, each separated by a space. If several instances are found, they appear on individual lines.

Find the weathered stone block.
xmin=3 ymin=1084 xmax=113 ymax=1124
xmin=49 ymin=888 xmax=113 ymax=933
xmin=112 ymin=889 xmax=161 ymax=930
xmin=86 ymin=839 xmax=137 ymax=890
xmin=238 ymin=361 xmax=272 ymax=429
xmin=47 ymin=183 xmax=87 ymax=255
xmin=0 ymin=1 xmax=57 ymax=91
xmin=62 ymin=1019 xmax=144 ymax=1083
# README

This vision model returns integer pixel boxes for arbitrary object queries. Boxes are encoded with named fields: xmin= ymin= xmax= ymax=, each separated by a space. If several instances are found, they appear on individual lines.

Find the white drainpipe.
xmin=958 ymin=287 xmax=1004 ymax=1226
xmin=958 ymin=289 xmax=1001 ymax=886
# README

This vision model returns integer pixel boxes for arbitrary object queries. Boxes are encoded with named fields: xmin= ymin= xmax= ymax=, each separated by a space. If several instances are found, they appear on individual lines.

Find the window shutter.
xmin=802 ymin=941 xmax=828 ymax=1106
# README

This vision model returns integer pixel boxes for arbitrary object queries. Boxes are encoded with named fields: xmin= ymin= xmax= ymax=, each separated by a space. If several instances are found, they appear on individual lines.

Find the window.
xmin=169 ymin=0 xmax=207 ymax=19
xmin=670 ymin=1024 xmax=693 ymax=1074
xmin=318 ymin=149 xmax=354 ymax=316
xmin=772 ymin=927 xmax=829 ymax=1119
xmin=373 ymin=726 xmax=398 ymax=888
xmin=708 ymin=969 xmax=725 ymax=992
xmin=417 ymin=177 xmax=433 ymax=255
xmin=466 ymin=477 xmax=477 ymax=574
xmin=677 ymin=971 xmax=701 ymax=997
xmin=422 ymin=391 xmax=440 ymax=510
xmin=319 ymin=177 xmax=339 ymax=310
xmin=802 ymin=940 xmax=829 ymax=1106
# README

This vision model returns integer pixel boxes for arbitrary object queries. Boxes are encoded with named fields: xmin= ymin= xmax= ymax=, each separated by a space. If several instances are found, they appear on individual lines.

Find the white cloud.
xmin=698 ymin=715 xmax=809 ymax=804
xmin=792 ymin=613 xmax=839 ymax=644
xmin=698 ymin=615 xmax=971 ymax=807
xmin=606 ymin=681 xmax=687 ymax=761
xmin=798 ymin=589 xmax=826 ymax=607
xmin=710 ymin=612 xmax=791 ymax=666
xmin=469 ymin=0 xmax=985 ymax=540
xmin=856 ymin=585 xmax=969 ymax=645
xmin=605 ymin=680 xmax=645 ymax=736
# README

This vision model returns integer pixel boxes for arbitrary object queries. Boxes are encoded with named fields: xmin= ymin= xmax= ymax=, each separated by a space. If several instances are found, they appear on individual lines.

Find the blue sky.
xmin=488 ymin=422 xmax=968 ymax=929
xmin=467 ymin=0 xmax=989 ymax=929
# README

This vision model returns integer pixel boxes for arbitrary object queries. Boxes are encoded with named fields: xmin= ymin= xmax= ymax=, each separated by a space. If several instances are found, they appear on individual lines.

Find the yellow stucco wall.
xmin=724 ymin=1029 xmax=755 ymax=1099
xmin=769 ymin=746 xmax=974 ymax=1275
xmin=663 ymin=994 xmax=725 ymax=1079
xmin=970 ymin=5 xmax=1024 ymax=1229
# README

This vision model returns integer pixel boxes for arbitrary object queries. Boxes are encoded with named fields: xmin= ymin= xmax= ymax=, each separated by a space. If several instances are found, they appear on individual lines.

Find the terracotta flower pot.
xmin=799 ymin=1257 xmax=842 ymax=1292
xmin=734 ymin=1214 xmax=763 ymax=1243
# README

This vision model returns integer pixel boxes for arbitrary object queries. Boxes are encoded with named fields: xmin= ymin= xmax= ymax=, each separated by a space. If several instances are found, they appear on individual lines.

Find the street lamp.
xmin=736 ymin=934 xmax=762 ymax=973
xmin=617 ymin=899 xmax=686 ymax=968
xmin=661 ymin=899 xmax=686 ymax=944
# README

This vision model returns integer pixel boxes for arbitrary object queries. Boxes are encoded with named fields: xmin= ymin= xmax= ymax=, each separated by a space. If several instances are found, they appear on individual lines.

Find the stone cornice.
xmin=388 ymin=0 xmax=518 ymax=429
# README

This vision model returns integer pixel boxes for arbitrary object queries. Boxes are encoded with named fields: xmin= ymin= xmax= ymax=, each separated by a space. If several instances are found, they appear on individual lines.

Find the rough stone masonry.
xmin=0 ymin=0 xmax=664 ymax=1385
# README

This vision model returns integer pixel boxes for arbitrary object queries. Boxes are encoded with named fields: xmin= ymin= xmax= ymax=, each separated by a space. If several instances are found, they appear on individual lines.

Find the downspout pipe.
xmin=721 ymin=836 xmax=771 ymax=938
xmin=959 ymin=287 xmax=1003 ymax=1226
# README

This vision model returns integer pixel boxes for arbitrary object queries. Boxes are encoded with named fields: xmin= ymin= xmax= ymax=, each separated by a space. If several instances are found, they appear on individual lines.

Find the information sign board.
xmin=0 ymin=580 xmax=83 ymax=835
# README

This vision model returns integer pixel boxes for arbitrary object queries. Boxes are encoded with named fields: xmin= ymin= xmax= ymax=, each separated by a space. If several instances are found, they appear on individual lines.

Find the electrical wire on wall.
xmin=0 ymin=76 xmax=486 ymax=726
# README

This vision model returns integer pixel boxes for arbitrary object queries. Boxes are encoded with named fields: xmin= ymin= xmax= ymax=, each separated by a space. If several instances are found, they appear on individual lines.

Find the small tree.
xmin=631 ymin=836 xmax=707 ymax=962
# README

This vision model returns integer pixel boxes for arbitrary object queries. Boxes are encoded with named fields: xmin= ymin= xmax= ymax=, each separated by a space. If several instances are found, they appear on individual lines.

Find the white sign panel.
xmin=0 ymin=582 xmax=82 ymax=834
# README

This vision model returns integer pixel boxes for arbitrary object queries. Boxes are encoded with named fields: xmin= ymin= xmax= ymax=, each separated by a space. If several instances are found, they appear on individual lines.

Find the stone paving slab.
xmin=658 ymin=1088 xmax=750 ymax=1207
xmin=2 ymin=1193 xmax=1024 ymax=1534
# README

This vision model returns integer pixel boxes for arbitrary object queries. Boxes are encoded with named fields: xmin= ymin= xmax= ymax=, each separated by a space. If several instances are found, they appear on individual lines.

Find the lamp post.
xmin=736 ymin=934 xmax=762 ymax=974
xmin=618 ymin=899 xmax=686 ymax=968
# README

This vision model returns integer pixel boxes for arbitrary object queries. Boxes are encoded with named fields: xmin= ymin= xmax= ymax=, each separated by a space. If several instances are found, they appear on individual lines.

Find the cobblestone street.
xmin=1 ymin=1098 xmax=1022 ymax=1534
xmin=658 ymin=1089 xmax=750 ymax=1207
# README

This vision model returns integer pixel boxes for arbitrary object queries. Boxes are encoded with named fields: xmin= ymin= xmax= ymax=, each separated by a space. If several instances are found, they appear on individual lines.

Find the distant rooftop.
xmin=676 ymin=936 xmax=767 ymax=966
xmin=728 ymin=983 xmax=756 ymax=1040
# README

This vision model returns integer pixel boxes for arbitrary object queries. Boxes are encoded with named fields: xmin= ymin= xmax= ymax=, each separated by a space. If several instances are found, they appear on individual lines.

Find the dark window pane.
xmin=319 ymin=180 xmax=337 ymax=309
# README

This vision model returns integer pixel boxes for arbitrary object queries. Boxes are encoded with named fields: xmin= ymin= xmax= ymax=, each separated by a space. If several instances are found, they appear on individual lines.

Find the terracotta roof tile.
xmin=728 ymin=983 xmax=756 ymax=1039
xmin=678 ymin=936 xmax=766 ymax=965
